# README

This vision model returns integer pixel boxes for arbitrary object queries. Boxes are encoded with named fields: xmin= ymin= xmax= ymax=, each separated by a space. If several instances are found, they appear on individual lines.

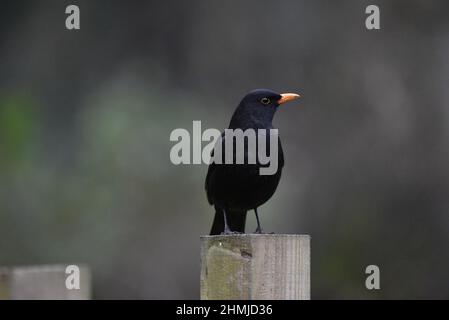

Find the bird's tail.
xmin=210 ymin=206 xmax=247 ymax=235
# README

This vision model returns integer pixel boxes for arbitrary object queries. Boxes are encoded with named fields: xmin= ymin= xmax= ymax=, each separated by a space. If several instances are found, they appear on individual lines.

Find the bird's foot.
xmin=253 ymin=229 xmax=274 ymax=234
xmin=221 ymin=230 xmax=244 ymax=235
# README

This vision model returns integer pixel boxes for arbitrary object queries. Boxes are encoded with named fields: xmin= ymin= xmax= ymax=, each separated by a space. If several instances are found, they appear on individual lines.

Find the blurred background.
xmin=1 ymin=0 xmax=449 ymax=299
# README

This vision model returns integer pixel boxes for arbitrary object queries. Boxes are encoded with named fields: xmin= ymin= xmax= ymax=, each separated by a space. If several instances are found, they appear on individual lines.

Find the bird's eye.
xmin=260 ymin=97 xmax=271 ymax=105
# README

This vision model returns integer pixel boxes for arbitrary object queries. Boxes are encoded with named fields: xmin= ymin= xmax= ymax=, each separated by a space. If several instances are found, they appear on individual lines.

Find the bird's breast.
xmin=209 ymin=163 xmax=282 ymax=210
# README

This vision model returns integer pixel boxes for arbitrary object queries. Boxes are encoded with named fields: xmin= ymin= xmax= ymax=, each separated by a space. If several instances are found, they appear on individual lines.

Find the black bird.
xmin=206 ymin=89 xmax=300 ymax=235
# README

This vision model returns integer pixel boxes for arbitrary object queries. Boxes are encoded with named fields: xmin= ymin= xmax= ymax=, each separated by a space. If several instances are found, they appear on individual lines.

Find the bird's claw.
xmin=221 ymin=230 xmax=243 ymax=235
xmin=254 ymin=229 xmax=275 ymax=234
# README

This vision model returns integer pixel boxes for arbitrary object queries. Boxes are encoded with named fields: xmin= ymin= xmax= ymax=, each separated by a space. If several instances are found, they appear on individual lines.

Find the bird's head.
xmin=231 ymin=89 xmax=301 ymax=127
xmin=241 ymin=89 xmax=300 ymax=108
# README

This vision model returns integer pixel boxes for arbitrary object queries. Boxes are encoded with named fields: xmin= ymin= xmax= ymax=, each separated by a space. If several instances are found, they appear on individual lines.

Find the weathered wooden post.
xmin=200 ymin=234 xmax=310 ymax=300
xmin=0 ymin=264 xmax=91 ymax=300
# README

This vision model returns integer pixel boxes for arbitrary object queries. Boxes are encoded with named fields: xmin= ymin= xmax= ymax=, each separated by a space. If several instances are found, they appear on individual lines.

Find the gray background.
xmin=1 ymin=0 xmax=448 ymax=299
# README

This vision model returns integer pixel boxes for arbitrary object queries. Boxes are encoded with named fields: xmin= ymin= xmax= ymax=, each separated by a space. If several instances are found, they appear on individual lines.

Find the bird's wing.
xmin=205 ymin=133 xmax=225 ymax=205
xmin=205 ymin=161 xmax=216 ymax=205
xmin=278 ymin=137 xmax=285 ymax=169
xmin=205 ymin=133 xmax=284 ymax=205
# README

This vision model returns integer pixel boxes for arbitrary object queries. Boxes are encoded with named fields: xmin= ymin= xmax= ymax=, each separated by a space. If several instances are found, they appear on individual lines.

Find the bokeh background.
xmin=1 ymin=0 xmax=449 ymax=299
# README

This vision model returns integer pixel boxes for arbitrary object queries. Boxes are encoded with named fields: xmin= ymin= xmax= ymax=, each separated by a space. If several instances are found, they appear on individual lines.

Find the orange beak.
xmin=278 ymin=93 xmax=301 ymax=105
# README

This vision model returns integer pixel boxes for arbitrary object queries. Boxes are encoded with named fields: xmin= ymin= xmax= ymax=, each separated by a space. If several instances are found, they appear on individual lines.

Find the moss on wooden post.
xmin=200 ymin=234 xmax=310 ymax=300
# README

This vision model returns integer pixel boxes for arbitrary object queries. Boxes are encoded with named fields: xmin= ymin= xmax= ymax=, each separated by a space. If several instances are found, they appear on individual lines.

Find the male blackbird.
xmin=206 ymin=89 xmax=300 ymax=235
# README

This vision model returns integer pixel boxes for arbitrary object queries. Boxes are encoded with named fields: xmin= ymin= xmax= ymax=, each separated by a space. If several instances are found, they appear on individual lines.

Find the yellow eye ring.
xmin=261 ymin=97 xmax=271 ymax=105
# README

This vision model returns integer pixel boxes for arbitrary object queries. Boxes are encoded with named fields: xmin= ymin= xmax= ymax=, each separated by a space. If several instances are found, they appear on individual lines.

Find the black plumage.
xmin=205 ymin=89 xmax=300 ymax=235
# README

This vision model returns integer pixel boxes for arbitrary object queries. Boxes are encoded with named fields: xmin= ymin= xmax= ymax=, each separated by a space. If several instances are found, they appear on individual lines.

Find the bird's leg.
xmin=254 ymin=208 xmax=263 ymax=234
xmin=222 ymin=208 xmax=233 ymax=234
xmin=221 ymin=209 xmax=243 ymax=235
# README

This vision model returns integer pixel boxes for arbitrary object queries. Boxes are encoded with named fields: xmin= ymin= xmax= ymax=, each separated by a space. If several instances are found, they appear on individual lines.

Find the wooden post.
xmin=200 ymin=234 xmax=310 ymax=300
xmin=0 ymin=265 xmax=91 ymax=300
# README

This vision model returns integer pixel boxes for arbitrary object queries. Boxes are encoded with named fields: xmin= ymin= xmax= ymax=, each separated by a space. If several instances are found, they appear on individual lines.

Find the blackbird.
xmin=205 ymin=89 xmax=300 ymax=235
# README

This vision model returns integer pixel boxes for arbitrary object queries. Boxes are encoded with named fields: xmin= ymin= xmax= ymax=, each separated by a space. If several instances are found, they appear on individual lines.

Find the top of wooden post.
xmin=200 ymin=233 xmax=310 ymax=300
